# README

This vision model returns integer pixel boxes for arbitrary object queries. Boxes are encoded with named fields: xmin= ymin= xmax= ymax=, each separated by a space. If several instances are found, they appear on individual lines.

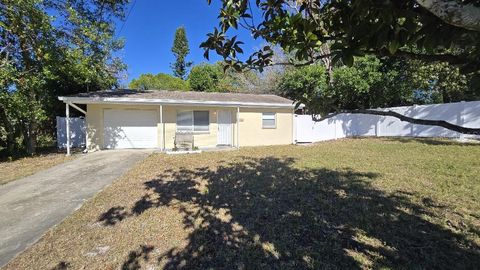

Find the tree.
xmin=188 ymin=63 xmax=225 ymax=92
xmin=416 ymin=0 xmax=480 ymax=31
xmin=331 ymin=56 xmax=384 ymax=110
xmin=201 ymin=0 xmax=480 ymax=134
xmin=278 ymin=65 xmax=330 ymax=115
xmin=129 ymin=73 xmax=190 ymax=90
xmin=187 ymin=62 xmax=264 ymax=93
xmin=409 ymin=61 xmax=469 ymax=104
xmin=201 ymin=0 xmax=480 ymax=74
xmin=279 ymin=56 xmax=480 ymax=134
xmin=171 ymin=27 xmax=192 ymax=80
xmin=0 ymin=0 xmax=128 ymax=156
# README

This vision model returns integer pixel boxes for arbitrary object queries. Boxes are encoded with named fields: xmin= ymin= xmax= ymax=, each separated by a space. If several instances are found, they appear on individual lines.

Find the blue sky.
xmin=114 ymin=0 xmax=262 ymax=85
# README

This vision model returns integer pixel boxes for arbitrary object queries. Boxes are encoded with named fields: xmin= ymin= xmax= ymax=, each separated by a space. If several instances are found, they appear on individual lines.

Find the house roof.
xmin=59 ymin=89 xmax=296 ymax=108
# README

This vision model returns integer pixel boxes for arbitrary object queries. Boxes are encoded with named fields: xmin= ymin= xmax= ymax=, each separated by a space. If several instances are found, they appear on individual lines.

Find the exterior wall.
xmin=163 ymin=106 xmax=229 ymax=149
xmin=86 ymin=103 xmax=294 ymax=150
xmin=237 ymin=108 xmax=294 ymax=147
xmin=85 ymin=104 xmax=103 ymax=151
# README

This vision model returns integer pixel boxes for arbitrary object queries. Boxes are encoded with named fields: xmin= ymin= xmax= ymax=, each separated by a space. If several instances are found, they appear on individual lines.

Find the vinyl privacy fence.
xmin=56 ymin=116 xmax=86 ymax=148
xmin=295 ymin=100 xmax=480 ymax=143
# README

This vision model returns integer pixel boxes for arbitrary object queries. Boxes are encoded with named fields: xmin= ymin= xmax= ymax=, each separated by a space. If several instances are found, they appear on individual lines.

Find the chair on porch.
xmin=174 ymin=132 xmax=195 ymax=150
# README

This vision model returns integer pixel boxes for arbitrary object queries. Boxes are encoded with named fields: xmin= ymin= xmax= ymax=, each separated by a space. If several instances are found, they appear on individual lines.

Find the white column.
xmin=236 ymin=107 xmax=240 ymax=148
xmin=292 ymin=112 xmax=296 ymax=144
xmin=160 ymin=104 xmax=165 ymax=151
xmin=66 ymin=103 xmax=71 ymax=156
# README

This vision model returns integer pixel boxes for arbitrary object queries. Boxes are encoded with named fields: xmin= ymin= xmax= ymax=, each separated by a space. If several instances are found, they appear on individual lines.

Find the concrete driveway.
xmin=0 ymin=149 xmax=151 ymax=267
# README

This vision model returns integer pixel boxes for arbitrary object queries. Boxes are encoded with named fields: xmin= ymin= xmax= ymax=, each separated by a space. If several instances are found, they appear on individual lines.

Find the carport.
xmin=63 ymin=102 xmax=86 ymax=156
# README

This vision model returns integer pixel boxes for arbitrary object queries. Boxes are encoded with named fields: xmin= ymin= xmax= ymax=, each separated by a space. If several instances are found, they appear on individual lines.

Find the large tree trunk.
xmin=315 ymin=109 xmax=480 ymax=135
xmin=26 ymin=120 xmax=37 ymax=155
xmin=416 ymin=0 xmax=480 ymax=32
xmin=319 ymin=44 xmax=334 ymax=85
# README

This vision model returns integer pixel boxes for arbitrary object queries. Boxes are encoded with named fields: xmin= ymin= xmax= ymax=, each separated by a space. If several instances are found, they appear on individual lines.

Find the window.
xmin=176 ymin=111 xmax=209 ymax=132
xmin=193 ymin=111 xmax=209 ymax=132
xmin=262 ymin=112 xmax=276 ymax=128
xmin=177 ymin=111 xmax=193 ymax=132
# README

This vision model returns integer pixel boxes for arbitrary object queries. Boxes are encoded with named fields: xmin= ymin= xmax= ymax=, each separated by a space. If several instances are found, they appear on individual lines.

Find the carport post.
xmin=160 ymin=104 xmax=165 ymax=151
xmin=236 ymin=107 xmax=240 ymax=148
xmin=66 ymin=103 xmax=71 ymax=156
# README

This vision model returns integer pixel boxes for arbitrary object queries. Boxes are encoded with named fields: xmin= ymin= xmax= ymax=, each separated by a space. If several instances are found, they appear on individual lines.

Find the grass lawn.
xmin=4 ymin=138 xmax=479 ymax=269
xmin=0 ymin=152 xmax=75 ymax=185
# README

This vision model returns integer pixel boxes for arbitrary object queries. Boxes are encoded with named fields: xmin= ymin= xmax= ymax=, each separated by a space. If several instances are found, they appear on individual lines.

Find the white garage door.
xmin=103 ymin=109 xmax=158 ymax=149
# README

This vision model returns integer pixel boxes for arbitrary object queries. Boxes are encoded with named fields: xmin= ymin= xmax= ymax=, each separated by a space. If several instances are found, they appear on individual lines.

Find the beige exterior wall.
xmin=237 ymin=108 xmax=294 ymax=147
xmin=85 ymin=104 xmax=293 ymax=150
xmin=163 ymin=106 xmax=229 ymax=149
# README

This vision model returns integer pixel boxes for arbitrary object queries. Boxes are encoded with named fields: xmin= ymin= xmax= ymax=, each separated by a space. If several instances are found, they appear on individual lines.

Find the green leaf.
xmin=388 ymin=40 xmax=400 ymax=54
xmin=342 ymin=53 xmax=354 ymax=67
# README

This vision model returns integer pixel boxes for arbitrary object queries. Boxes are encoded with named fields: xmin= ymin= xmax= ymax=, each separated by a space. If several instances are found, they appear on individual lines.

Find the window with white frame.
xmin=176 ymin=111 xmax=209 ymax=132
xmin=262 ymin=112 xmax=276 ymax=128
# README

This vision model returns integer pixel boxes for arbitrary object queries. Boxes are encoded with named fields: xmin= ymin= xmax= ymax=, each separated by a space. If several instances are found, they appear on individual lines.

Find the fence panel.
xmin=56 ymin=116 xmax=86 ymax=148
xmin=295 ymin=115 xmax=338 ymax=142
xmin=295 ymin=100 xmax=480 ymax=143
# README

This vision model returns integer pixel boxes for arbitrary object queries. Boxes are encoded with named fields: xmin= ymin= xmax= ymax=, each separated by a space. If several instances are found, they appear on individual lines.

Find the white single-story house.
xmin=58 ymin=89 xmax=296 ymax=154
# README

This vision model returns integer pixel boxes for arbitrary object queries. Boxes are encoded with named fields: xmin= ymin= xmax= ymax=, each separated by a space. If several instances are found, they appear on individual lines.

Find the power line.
xmin=117 ymin=0 xmax=137 ymax=36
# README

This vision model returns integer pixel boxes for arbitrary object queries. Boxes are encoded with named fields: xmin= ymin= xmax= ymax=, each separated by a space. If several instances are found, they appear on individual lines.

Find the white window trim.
xmin=262 ymin=112 xmax=277 ymax=129
xmin=176 ymin=110 xmax=210 ymax=134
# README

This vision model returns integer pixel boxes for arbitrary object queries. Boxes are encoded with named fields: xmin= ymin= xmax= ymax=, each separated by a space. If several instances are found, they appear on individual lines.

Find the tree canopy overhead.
xmin=201 ymin=0 xmax=480 ymax=76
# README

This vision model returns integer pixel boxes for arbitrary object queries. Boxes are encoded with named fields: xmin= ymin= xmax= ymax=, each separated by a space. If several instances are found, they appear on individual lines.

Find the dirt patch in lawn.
xmin=4 ymin=138 xmax=480 ymax=269
xmin=0 ymin=152 xmax=75 ymax=185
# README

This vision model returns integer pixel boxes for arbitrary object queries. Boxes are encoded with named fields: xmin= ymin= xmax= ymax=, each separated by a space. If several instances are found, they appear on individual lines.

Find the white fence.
xmin=56 ymin=116 xmax=86 ymax=148
xmin=295 ymin=100 xmax=480 ymax=143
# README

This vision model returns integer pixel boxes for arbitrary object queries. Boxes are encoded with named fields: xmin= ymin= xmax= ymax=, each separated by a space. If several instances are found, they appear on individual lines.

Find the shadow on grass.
xmin=122 ymin=245 xmax=155 ymax=270
xmin=50 ymin=261 xmax=70 ymax=270
xmin=381 ymin=136 xmax=480 ymax=146
xmin=102 ymin=156 xmax=479 ymax=269
xmin=98 ymin=206 xmax=127 ymax=226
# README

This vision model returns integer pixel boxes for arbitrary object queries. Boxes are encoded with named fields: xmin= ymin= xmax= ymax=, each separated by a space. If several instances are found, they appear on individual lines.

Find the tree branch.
xmin=381 ymin=49 xmax=470 ymax=65
xmin=272 ymin=53 xmax=333 ymax=67
xmin=416 ymin=0 xmax=480 ymax=32
xmin=314 ymin=109 xmax=480 ymax=135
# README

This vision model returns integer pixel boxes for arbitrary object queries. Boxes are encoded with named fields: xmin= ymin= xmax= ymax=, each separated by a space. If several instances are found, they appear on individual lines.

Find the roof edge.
xmin=58 ymin=96 xmax=296 ymax=108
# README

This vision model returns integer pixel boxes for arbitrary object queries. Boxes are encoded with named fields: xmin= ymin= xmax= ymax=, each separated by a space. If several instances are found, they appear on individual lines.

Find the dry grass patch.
xmin=4 ymin=138 xmax=480 ymax=269
xmin=0 ymin=152 xmax=75 ymax=185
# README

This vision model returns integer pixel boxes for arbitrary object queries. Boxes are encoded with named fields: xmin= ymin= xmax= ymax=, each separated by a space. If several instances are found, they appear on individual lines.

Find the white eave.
xmin=58 ymin=96 xmax=296 ymax=109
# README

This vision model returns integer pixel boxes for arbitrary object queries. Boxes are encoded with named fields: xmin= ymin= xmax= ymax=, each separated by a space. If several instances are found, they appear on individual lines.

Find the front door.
xmin=217 ymin=110 xmax=233 ymax=145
